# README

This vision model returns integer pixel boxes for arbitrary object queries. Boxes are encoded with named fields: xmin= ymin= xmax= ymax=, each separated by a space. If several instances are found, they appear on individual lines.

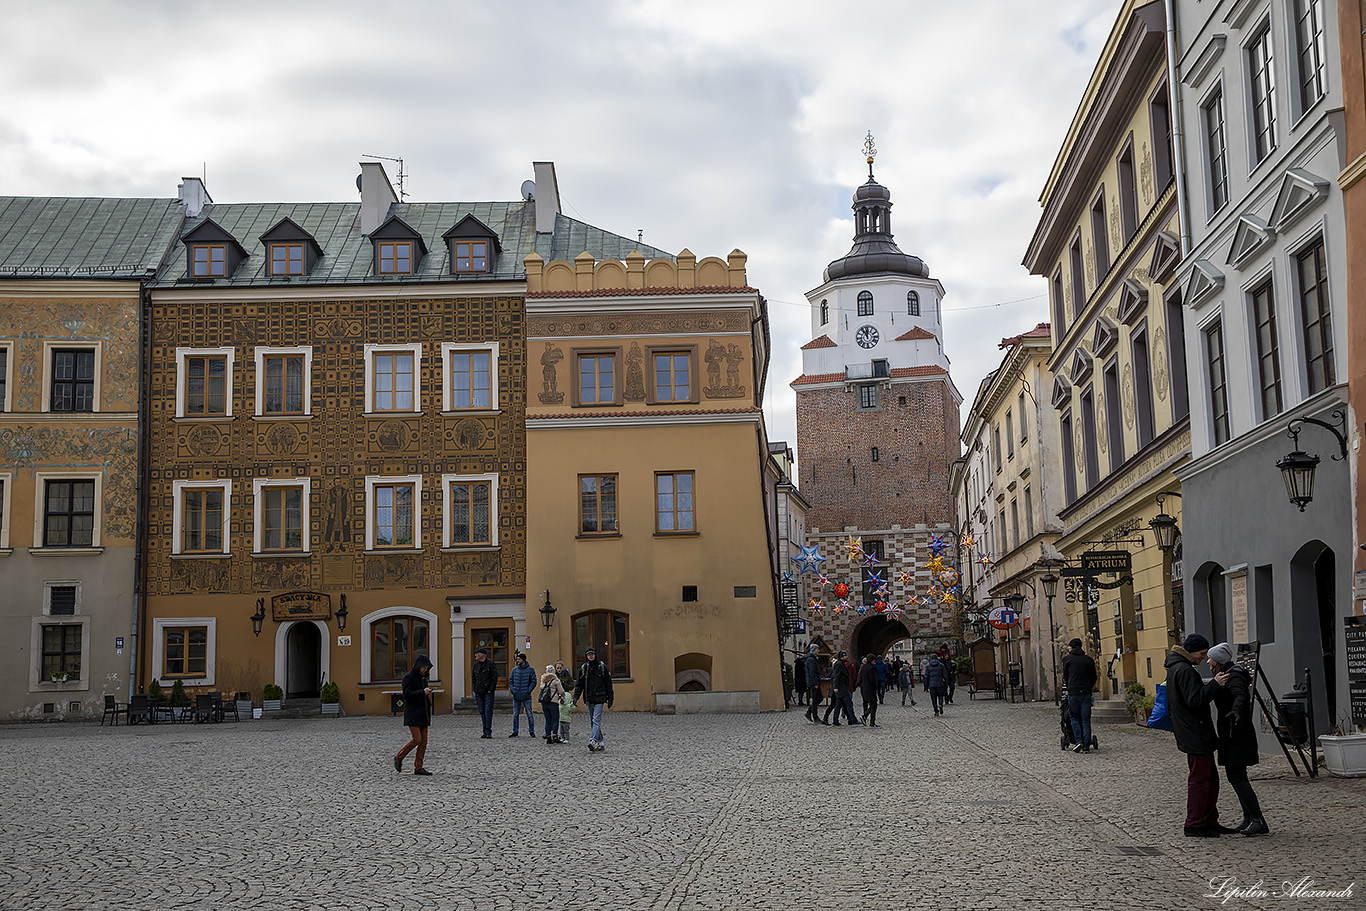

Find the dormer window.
xmin=443 ymin=214 xmax=501 ymax=277
xmin=192 ymin=245 xmax=226 ymax=277
xmin=271 ymin=244 xmax=304 ymax=275
xmin=370 ymin=216 xmax=427 ymax=277
xmin=378 ymin=242 xmax=413 ymax=275
xmin=454 ymin=241 xmax=488 ymax=273
xmin=259 ymin=217 xmax=323 ymax=278
xmin=180 ymin=218 xmax=247 ymax=280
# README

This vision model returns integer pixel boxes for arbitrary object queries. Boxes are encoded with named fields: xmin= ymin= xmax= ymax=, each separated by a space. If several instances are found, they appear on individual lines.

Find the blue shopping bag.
xmin=1147 ymin=681 xmax=1173 ymax=731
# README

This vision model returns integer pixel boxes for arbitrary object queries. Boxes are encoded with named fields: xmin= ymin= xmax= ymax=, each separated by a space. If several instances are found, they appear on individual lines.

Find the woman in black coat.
xmin=394 ymin=655 xmax=434 ymax=775
xmin=1208 ymin=643 xmax=1268 ymax=835
xmin=858 ymin=655 xmax=880 ymax=728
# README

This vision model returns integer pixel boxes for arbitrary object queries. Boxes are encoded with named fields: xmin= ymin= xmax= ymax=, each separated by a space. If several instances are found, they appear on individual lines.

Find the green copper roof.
xmin=0 ymin=197 xmax=183 ymax=277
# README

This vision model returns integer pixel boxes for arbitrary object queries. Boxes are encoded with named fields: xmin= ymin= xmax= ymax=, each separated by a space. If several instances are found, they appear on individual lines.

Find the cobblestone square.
xmin=1 ymin=699 xmax=1360 ymax=910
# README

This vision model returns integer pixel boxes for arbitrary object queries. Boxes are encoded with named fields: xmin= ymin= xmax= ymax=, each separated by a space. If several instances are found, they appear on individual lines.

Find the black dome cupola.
xmin=824 ymin=132 xmax=929 ymax=282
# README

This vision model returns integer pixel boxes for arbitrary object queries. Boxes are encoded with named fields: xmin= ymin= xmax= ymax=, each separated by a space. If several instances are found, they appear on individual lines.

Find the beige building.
xmin=1024 ymin=0 xmax=1189 ymax=701
xmin=523 ymin=248 xmax=785 ymax=711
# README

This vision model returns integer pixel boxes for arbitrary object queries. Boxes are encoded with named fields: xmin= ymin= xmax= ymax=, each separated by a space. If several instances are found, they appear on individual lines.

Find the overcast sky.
xmin=1 ymin=0 xmax=1118 ymax=449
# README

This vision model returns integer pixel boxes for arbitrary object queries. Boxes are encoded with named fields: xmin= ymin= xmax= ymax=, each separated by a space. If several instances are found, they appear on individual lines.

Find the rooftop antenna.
xmin=362 ymin=153 xmax=408 ymax=200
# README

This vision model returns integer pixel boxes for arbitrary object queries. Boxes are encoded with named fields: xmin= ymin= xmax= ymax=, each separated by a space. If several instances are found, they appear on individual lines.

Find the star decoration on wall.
xmin=782 ymin=571 xmax=797 ymax=584
xmin=897 ymin=571 xmax=912 ymax=586
xmin=874 ymin=585 xmax=891 ymax=600
xmin=960 ymin=533 xmax=976 ymax=550
xmin=844 ymin=537 xmax=864 ymax=559
xmin=978 ymin=552 xmax=995 ymax=567
xmin=940 ymin=589 xmax=958 ymax=604
xmin=928 ymin=534 xmax=948 ymax=557
xmin=865 ymin=570 xmax=884 ymax=588
xmin=817 ymin=573 xmax=831 ymax=588
xmin=886 ymin=602 xmax=904 ymax=619
xmin=807 ymin=598 xmax=824 ymax=613
xmin=855 ymin=604 xmax=868 ymax=615
xmin=833 ymin=600 xmax=850 ymax=615
xmin=791 ymin=545 xmax=827 ymax=575
xmin=860 ymin=551 xmax=881 ymax=568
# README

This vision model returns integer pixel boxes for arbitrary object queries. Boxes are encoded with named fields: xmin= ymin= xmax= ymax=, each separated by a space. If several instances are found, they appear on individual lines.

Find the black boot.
xmin=1240 ymin=817 xmax=1269 ymax=836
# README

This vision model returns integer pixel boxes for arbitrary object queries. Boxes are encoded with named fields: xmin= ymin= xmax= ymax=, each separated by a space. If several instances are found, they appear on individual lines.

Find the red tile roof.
xmin=790 ymin=372 xmax=846 ymax=386
xmin=801 ymin=334 xmax=837 ymax=349
xmin=528 ymin=406 xmax=761 ymax=418
xmin=895 ymin=327 xmax=936 ymax=341
xmin=999 ymin=322 xmax=1052 ymax=348
xmin=890 ymin=365 xmax=949 ymax=378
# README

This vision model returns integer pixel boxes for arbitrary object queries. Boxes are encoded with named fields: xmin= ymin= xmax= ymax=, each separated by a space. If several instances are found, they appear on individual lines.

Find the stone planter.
xmin=262 ymin=699 xmax=282 ymax=712
xmin=1320 ymin=734 xmax=1366 ymax=778
xmin=235 ymin=700 xmax=252 ymax=717
xmin=321 ymin=703 xmax=341 ymax=716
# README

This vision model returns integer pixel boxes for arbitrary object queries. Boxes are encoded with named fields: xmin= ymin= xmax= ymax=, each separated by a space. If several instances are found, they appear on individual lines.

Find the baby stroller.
xmin=1059 ymin=686 xmax=1099 ymax=752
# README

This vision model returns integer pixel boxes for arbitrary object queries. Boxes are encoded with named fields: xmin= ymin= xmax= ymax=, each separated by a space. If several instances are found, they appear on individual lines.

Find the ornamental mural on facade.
xmin=0 ymin=425 xmax=138 ymax=540
xmin=538 ymin=341 xmax=564 ymax=405
xmin=1152 ymin=326 xmax=1169 ymax=401
xmin=623 ymin=342 xmax=646 ymax=402
xmin=1122 ymin=362 xmax=1136 ymax=430
xmin=703 ymin=338 xmax=746 ymax=399
xmin=0 ymin=299 xmax=139 ymax=413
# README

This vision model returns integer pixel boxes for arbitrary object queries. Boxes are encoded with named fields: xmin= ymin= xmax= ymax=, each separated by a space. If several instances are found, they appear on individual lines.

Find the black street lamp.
xmin=1040 ymin=571 xmax=1060 ymax=705
xmin=539 ymin=590 xmax=556 ymax=630
xmin=251 ymin=598 xmax=266 ymax=637
xmin=336 ymin=594 xmax=348 ymax=632
xmin=1277 ymin=410 xmax=1347 ymax=512
xmin=1149 ymin=492 xmax=1181 ymax=553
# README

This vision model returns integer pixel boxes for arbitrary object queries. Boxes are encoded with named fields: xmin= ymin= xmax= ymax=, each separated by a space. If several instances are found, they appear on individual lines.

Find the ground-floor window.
xmin=572 ymin=610 xmax=629 ymax=677
xmin=162 ymin=626 xmax=208 ymax=678
xmin=41 ymin=624 xmax=82 ymax=680
xmin=371 ymin=615 xmax=429 ymax=682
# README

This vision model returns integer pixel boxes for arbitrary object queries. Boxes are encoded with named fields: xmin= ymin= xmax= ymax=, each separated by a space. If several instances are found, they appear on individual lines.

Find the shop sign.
xmin=271 ymin=591 xmax=332 ymax=622
xmin=1080 ymin=550 xmax=1132 ymax=574
xmin=1345 ymin=617 xmax=1366 ymax=683
xmin=988 ymin=606 xmax=1019 ymax=630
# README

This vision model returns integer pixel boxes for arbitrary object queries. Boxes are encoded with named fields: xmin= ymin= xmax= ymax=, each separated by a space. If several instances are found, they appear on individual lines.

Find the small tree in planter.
xmin=262 ymin=683 xmax=283 ymax=711
xmin=1124 ymin=682 xmax=1148 ymax=724
xmin=320 ymin=682 xmax=341 ymax=716
xmin=954 ymin=655 xmax=973 ymax=685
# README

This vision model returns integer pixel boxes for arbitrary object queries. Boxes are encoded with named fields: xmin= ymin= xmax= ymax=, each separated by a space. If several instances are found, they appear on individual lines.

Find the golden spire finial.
xmin=863 ymin=130 xmax=877 ymax=178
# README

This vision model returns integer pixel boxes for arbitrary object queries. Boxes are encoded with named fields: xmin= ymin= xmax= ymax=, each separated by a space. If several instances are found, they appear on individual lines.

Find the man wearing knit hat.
xmin=1164 ymin=633 xmax=1227 ymax=836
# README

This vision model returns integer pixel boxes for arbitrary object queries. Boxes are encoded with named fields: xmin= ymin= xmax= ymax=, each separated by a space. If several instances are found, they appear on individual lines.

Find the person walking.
xmin=471 ymin=647 xmax=497 ymax=739
xmin=1207 ymin=642 xmax=1269 ymax=836
xmin=507 ymin=653 xmax=537 ymax=738
xmin=920 ymin=656 xmax=931 ymax=694
xmin=573 ymin=645 xmax=614 ymax=752
xmin=558 ymin=681 xmax=575 ymax=745
xmin=538 ymin=665 xmax=563 ymax=744
xmin=823 ymin=651 xmax=859 ymax=725
xmin=898 ymin=663 xmax=915 ymax=706
xmin=803 ymin=644 xmax=825 ymax=724
xmin=924 ymin=653 xmax=949 ymax=715
xmin=1165 ymin=633 xmax=1226 ymax=837
xmin=1061 ymin=638 xmax=1097 ymax=753
xmin=393 ymin=655 xmax=435 ymax=775
xmin=874 ymin=656 xmax=889 ymax=705
xmin=858 ymin=655 xmax=880 ymax=727
xmin=794 ymin=652 xmax=807 ymax=706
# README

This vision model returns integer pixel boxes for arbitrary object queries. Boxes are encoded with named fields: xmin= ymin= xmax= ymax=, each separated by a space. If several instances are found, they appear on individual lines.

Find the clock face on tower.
xmin=855 ymin=324 xmax=879 ymax=348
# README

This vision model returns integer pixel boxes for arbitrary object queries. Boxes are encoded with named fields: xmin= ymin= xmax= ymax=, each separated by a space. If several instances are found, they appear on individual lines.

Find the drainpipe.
xmin=129 ymin=275 xmax=152 ymax=700
xmin=1164 ymin=0 xmax=1192 ymax=255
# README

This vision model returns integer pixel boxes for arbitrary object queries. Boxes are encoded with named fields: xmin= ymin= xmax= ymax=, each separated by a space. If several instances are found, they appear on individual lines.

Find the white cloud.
xmin=1 ymin=0 xmax=1118 ymax=453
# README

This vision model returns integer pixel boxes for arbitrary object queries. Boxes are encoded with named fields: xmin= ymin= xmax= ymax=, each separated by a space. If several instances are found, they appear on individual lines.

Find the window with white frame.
xmin=364 ymin=475 xmax=422 ymax=551
xmin=1248 ymin=23 xmax=1277 ymax=164
xmin=1203 ymin=86 xmax=1229 ymax=214
xmin=172 ymin=480 xmax=232 ymax=555
xmin=150 ymin=617 xmax=216 ymax=685
xmin=252 ymin=478 xmax=311 ymax=554
xmin=175 ymin=347 xmax=234 ymax=418
xmin=441 ymin=473 xmax=498 ymax=548
xmin=441 ymin=343 xmax=498 ymax=411
xmin=1294 ymin=0 xmax=1327 ymax=113
xmin=253 ymin=347 xmax=312 ymax=416
xmin=360 ymin=606 xmax=439 ymax=685
xmin=1296 ymin=237 xmax=1335 ymax=394
xmin=363 ymin=343 xmax=422 ymax=414
xmin=42 ymin=341 xmax=101 ymax=413
xmin=35 ymin=472 xmax=102 ymax=549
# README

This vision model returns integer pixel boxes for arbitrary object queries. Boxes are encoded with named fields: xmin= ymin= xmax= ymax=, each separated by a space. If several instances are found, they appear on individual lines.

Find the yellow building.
xmin=1023 ymin=0 xmax=1189 ymax=701
xmin=523 ymin=249 xmax=785 ymax=712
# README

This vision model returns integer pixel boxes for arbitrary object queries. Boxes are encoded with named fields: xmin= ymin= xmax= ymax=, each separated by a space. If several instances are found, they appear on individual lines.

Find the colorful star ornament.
xmin=960 ymin=533 xmax=976 ymax=550
xmin=791 ymin=545 xmax=826 ymax=575
xmin=855 ymin=603 xmax=868 ymax=615
xmin=833 ymin=599 xmax=851 ymax=615
xmin=897 ymin=571 xmax=912 ymax=586
xmin=860 ymin=551 xmax=881 ymax=568
xmin=940 ymin=589 xmax=958 ymax=604
xmin=885 ymin=602 xmax=904 ymax=619
xmin=817 ymin=573 xmax=832 ymax=588
xmin=874 ymin=585 xmax=891 ymax=600
xmin=781 ymin=571 xmax=797 ymax=584
xmin=873 ymin=599 xmax=889 ymax=613
xmin=926 ymin=555 xmax=946 ymax=575
xmin=978 ymin=552 xmax=995 ymax=567
xmin=928 ymin=534 xmax=948 ymax=557
xmin=938 ymin=567 xmax=961 ymax=588
xmin=865 ymin=570 xmax=885 ymax=588
xmin=844 ymin=537 xmax=864 ymax=560
xmin=807 ymin=598 xmax=824 ymax=613
xmin=832 ymin=581 xmax=852 ymax=599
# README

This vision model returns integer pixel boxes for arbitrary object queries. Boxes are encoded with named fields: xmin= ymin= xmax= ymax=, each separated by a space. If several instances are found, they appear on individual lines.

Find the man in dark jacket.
xmin=573 ymin=645 xmax=614 ymax=752
xmin=858 ymin=656 xmax=880 ymax=727
xmin=1165 ymin=633 xmax=1225 ymax=836
xmin=1061 ymin=638 xmax=1098 ymax=753
xmin=1207 ymin=642 xmax=1268 ymax=836
xmin=873 ymin=656 xmax=889 ymax=704
xmin=507 ymin=652 xmax=537 ymax=738
xmin=803 ymin=644 xmax=824 ymax=724
xmin=924 ymin=655 xmax=949 ymax=715
xmin=794 ymin=653 xmax=807 ymax=706
xmin=822 ymin=651 xmax=859 ymax=725
xmin=394 ymin=655 xmax=434 ymax=775
xmin=471 ymin=647 xmax=498 ymax=739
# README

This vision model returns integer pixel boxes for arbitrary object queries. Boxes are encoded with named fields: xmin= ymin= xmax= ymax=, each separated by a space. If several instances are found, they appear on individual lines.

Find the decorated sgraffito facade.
xmin=0 ymin=196 xmax=185 ymax=720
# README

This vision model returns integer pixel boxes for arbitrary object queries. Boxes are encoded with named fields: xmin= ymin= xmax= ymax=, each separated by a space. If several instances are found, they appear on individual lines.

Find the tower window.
xmin=858 ymin=385 xmax=878 ymax=409
xmin=820 ymin=300 xmax=828 ymax=325
xmin=871 ymin=446 xmax=879 ymax=462
xmin=907 ymin=291 xmax=920 ymax=316
xmin=857 ymin=291 xmax=874 ymax=316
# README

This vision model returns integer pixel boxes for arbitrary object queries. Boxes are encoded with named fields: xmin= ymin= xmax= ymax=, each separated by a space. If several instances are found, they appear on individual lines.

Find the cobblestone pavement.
xmin=1 ymin=697 xmax=1360 ymax=911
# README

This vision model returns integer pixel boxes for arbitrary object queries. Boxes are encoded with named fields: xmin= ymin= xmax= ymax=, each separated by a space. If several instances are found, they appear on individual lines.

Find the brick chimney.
xmin=359 ymin=161 xmax=398 ymax=235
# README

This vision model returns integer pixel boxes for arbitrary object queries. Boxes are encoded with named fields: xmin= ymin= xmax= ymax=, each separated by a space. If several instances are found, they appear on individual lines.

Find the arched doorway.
xmin=1192 ymin=561 xmax=1226 ymax=646
xmin=1290 ymin=540 xmax=1336 ymax=730
xmin=852 ymin=614 xmax=912 ymax=662
xmin=286 ymin=622 xmax=322 ymax=698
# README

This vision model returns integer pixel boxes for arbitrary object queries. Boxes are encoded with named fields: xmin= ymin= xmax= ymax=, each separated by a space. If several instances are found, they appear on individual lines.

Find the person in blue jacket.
xmin=874 ymin=656 xmax=890 ymax=704
xmin=507 ymin=652 xmax=537 ymax=737
xmin=393 ymin=655 xmax=434 ymax=775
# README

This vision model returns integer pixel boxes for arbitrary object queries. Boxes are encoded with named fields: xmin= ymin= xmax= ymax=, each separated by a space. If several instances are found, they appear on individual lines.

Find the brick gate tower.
xmin=792 ymin=136 xmax=962 ymax=659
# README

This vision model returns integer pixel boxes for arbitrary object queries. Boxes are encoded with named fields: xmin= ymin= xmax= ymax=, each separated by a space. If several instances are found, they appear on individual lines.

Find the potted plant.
xmin=49 ymin=669 xmax=72 ymax=684
xmin=1124 ymin=682 xmax=1148 ymax=724
xmin=262 ymin=683 xmax=283 ymax=711
xmin=954 ymin=655 xmax=973 ymax=685
xmin=320 ymin=682 xmax=341 ymax=716
xmin=1320 ymin=717 xmax=1366 ymax=777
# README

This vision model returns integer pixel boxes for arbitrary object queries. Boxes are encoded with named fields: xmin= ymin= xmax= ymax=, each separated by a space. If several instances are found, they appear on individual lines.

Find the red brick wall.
xmin=795 ymin=378 xmax=960 ymax=532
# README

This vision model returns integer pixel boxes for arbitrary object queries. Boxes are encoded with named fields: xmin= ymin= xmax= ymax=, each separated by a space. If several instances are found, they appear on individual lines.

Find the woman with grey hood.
xmin=1208 ymin=642 xmax=1269 ymax=836
xmin=394 ymin=655 xmax=435 ymax=775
